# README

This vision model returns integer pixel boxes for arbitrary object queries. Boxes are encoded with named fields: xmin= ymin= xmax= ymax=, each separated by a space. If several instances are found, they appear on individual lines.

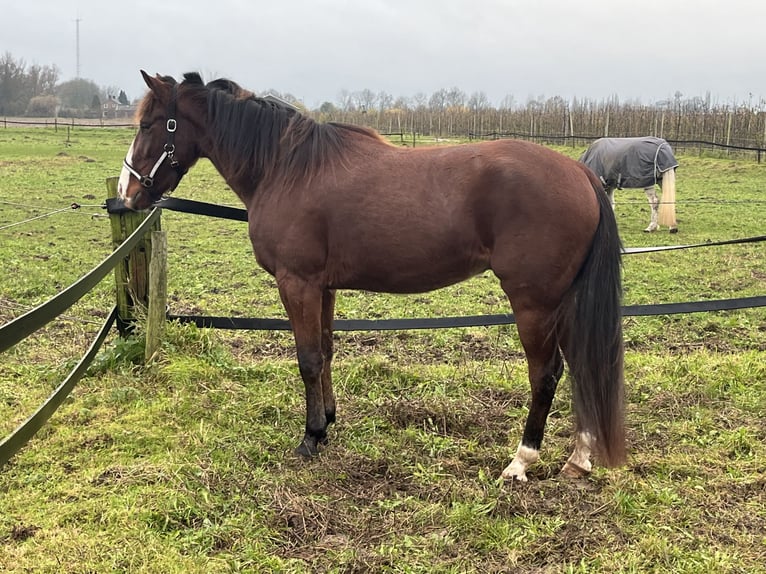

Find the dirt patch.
xmin=384 ymin=388 xmax=525 ymax=443
xmin=6 ymin=523 xmax=39 ymax=543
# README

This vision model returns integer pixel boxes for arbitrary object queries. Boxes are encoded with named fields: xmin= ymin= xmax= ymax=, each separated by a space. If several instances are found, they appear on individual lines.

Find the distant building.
xmin=102 ymin=96 xmax=136 ymax=119
xmin=262 ymin=93 xmax=301 ymax=112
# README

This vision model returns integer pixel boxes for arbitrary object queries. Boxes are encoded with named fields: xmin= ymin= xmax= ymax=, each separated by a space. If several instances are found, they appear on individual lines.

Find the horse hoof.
xmin=560 ymin=461 xmax=590 ymax=479
xmin=294 ymin=436 xmax=321 ymax=458
xmin=501 ymin=462 xmax=529 ymax=482
xmin=669 ymin=227 xmax=679 ymax=234
xmin=501 ymin=470 xmax=528 ymax=482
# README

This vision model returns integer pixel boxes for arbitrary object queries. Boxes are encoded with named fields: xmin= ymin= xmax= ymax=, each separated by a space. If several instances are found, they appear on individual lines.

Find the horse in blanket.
xmin=580 ymin=136 xmax=679 ymax=233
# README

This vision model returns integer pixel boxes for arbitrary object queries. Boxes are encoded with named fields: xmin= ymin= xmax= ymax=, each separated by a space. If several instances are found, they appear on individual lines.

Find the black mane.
xmin=179 ymin=72 xmax=383 ymax=189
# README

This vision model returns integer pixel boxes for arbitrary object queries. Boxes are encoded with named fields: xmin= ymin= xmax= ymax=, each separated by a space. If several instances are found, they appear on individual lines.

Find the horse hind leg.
xmin=644 ymin=186 xmax=660 ymax=232
xmin=561 ymin=431 xmax=594 ymax=478
xmin=321 ymin=288 xmax=337 ymax=427
xmin=607 ymin=187 xmax=616 ymax=211
xmin=501 ymin=304 xmax=564 ymax=482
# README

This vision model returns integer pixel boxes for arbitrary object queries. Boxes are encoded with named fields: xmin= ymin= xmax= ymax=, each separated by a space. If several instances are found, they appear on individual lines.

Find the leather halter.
xmin=122 ymin=85 xmax=187 ymax=190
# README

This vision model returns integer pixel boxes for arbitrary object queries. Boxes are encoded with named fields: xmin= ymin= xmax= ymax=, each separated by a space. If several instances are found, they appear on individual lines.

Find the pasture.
xmin=0 ymin=126 xmax=764 ymax=573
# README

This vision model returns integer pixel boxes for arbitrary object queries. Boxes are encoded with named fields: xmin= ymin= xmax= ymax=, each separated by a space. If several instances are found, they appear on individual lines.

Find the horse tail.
xmin=559 ymin=166 xmax=626 ymax=467
xmin=658 ymin=168 xmax=678 ymax=229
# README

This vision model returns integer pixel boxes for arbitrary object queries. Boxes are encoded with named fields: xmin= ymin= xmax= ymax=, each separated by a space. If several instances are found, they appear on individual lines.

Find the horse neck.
xmin=204 ymin=145 xmax=261 ymax=201
xmin=199 ymin=94 xmax=293 ymax=199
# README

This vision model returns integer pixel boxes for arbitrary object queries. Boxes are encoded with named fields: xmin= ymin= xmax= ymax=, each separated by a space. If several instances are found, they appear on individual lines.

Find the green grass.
xmin=1 ymin=126 xmax=765 ymax=573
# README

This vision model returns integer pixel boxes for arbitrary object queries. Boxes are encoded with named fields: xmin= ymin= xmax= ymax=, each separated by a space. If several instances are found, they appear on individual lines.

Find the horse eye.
xmin=139 ymin=122 xmax=151 ymax=131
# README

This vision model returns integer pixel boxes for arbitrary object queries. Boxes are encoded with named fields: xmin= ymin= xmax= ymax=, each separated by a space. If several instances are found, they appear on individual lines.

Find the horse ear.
xmin=140 ymin=70 xmax=172 ymax=100
xmin=140 ymin=69 xmax=154 ymax=88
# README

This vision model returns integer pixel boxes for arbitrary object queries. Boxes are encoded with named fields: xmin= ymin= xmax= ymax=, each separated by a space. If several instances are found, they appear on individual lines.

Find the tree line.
xmin=0 ymin=53 xmax=129 ymax=118
xmin=3 ymin=52 xmax=766 ymax=149
xmin=305 ymin=90 xmax=766 ymax=150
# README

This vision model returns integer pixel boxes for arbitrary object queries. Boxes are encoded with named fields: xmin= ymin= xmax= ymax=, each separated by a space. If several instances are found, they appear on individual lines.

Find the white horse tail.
xmin=658 ymin=168 xmax=678 ymax=231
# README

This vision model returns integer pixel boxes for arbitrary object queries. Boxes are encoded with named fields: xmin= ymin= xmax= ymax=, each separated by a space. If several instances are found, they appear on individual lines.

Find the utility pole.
xmin=75 ymin=15 xmax=82 ymax=78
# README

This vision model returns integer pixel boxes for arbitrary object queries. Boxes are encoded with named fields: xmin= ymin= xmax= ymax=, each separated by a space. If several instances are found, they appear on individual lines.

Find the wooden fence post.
xmin=105 ymin=176 xmax=161 ymax=336
xmin=145 ymin=231 xmax=167 ymax=362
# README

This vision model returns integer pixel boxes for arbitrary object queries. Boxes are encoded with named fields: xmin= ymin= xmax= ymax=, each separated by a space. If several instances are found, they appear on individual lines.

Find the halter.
xmin=122 ymin=85 xmax=186 ymax=190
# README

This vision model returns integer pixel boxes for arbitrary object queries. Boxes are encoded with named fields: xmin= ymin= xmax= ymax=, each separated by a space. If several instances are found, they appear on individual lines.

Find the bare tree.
xmin=356 ymin=88 xmax=377 ymax=113
xmin=377 ymin=90 xmax=393 ymax=113
xmin=445 ymin=86 xmax=466 ymax=109
xmin=0 ymin=52 xmax=27 ymax=115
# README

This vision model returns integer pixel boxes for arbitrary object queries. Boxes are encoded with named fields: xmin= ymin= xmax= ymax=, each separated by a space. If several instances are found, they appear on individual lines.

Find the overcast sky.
xmin=5 ymin=0 xmax=766 ymax=109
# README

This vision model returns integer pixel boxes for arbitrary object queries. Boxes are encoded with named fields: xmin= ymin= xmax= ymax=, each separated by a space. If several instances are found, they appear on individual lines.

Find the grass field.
xmin=0 ymin=126 xmax=765 ymax=573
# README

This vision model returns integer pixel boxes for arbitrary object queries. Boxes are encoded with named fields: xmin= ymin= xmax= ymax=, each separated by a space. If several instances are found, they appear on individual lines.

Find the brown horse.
xmin=119 ymin=71 xmax=626 ymax=481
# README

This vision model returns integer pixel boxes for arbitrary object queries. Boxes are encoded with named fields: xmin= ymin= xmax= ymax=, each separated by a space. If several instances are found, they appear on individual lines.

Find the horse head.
xmin=118 ymin=71 xmax=203 ymax=210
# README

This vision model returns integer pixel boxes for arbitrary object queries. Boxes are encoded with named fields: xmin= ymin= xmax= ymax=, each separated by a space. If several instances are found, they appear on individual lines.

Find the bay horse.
xmin=580 ymin=136 xmax=679 ymax=233
xmin=118 ymin=71 xmax=626 ymax=481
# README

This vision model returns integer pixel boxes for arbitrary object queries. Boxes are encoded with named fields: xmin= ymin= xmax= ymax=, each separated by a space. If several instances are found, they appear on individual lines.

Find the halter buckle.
xmin=166 ymin=119 xmax=177 ymax=132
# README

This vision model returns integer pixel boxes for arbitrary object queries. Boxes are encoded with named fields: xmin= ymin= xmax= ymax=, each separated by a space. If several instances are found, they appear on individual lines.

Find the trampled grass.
xmin=0 ymin=127 xmax=765 ymax=572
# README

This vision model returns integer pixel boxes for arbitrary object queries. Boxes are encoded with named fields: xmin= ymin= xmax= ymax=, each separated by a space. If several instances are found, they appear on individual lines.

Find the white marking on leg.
xmin=644 ymin=186 xmax=659 ymax=232
xmin=118 ymin=139 xmax=136 ymax=200
xmin=501 ymin=443 xmax=539 ymax=482
xmin=561 ymin=431 xmax=593 ymax=478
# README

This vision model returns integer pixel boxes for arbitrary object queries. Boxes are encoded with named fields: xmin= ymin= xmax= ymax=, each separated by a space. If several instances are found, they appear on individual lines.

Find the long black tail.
xmin=560 ymin=166 xmax=626 ymax=467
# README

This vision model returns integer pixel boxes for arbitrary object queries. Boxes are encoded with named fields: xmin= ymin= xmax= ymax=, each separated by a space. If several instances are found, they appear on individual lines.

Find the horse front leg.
xmin=277 ymin=275 xmax=331 ymax=457
xmin=644 ymin=186 xmax=660 ymax=232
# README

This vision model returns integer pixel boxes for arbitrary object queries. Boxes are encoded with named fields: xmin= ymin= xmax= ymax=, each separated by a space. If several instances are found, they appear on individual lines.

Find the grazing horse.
xmin=580 ymin=136 xmax=679 ymax=233
xmin=119 ymin=71 xmax=626 ymax=481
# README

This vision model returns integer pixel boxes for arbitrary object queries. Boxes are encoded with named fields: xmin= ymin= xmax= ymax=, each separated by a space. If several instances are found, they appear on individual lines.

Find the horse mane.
xmin=177 ymin=72 xmax=386 ymax=189
xmin=204 ymin=77 xmax=255 ymax=99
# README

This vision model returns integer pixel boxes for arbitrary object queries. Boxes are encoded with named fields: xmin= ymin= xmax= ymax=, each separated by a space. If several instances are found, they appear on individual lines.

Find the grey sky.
xmin=5 ymin=0 xmax=766 ymax=108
